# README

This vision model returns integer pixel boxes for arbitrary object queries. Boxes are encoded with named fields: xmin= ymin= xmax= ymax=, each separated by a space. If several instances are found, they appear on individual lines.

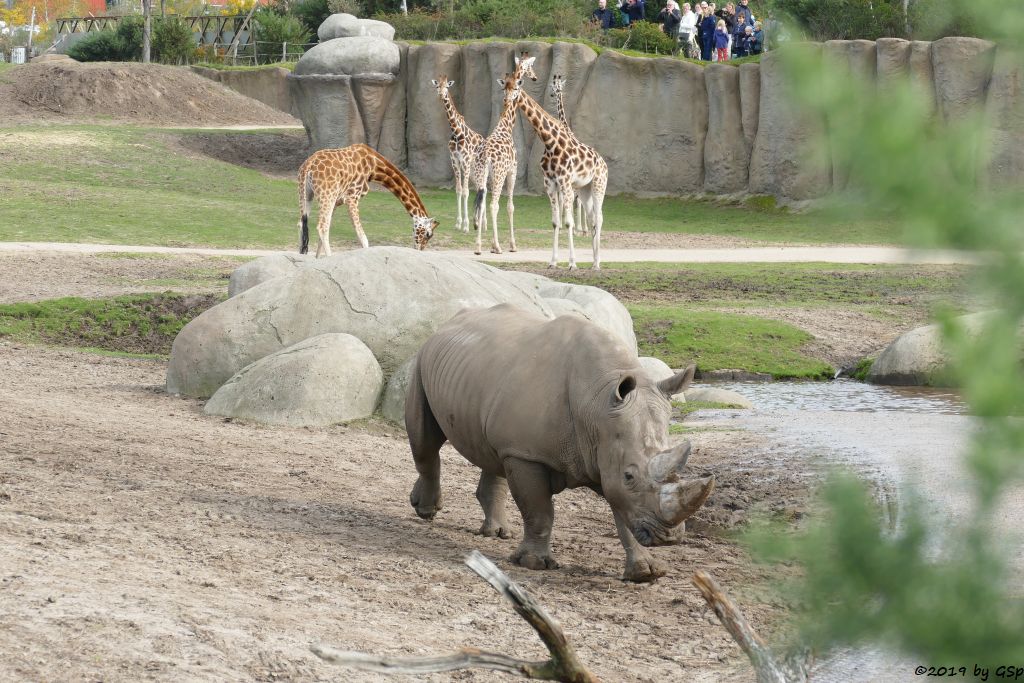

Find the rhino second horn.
xmin=657 ymin=476 xmax=715 ymax=526
xmin=648 ymin=441 xmax=692 ymax=483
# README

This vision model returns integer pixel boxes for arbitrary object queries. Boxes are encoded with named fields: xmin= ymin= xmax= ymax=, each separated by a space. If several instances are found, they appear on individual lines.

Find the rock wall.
xmin=222 ymin=34 xmax=1016 ymax=200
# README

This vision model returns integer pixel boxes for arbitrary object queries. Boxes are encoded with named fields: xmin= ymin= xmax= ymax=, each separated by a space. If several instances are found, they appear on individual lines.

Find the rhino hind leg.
xmin=505 ymin=457 xmax=559 ymax=570
xmin=475 ymin=472 xmax=514 ymax=539
xmin=406 ymin=358 xmax=446 ymax=520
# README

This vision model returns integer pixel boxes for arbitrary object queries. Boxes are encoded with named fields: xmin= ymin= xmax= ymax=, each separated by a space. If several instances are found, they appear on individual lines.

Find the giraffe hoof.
xmin=491 ymin=248 xmax=502 ymax=255
xmin=547 ymin=262 xmax=558 ymax=269
xmin=474 ymin=250 xmax=482 ymax=256
xmin=568 ymin=263 xmax=578 ymax=271
xmin=509 ymin=246 xmax=517 ymax=253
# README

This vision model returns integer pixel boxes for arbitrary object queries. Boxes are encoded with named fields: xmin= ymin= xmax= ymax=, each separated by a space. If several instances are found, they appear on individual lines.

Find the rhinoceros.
xmin=405 ymin=304 xmax=715 ymax=583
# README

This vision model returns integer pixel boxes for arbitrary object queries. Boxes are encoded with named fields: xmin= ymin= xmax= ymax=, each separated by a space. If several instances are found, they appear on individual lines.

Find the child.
xmin=738 ymin=24 xmax=754 ymax=57
xmin=714 ymin=19 xmax=730 ymax=62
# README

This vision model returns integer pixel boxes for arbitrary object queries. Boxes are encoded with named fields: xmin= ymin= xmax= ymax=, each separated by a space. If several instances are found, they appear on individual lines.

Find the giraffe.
xmin=470 ymin=53 xmax=538 ymax=255
xmin=506 ymin=71 xmax=609 ymax=270
xmin=431 ymin=75 xmax=483 ymax=234
xmin=549 ymin=74 xmax=588 ymax=238
xmin=297 ymin=143 xmax=439 ymax=258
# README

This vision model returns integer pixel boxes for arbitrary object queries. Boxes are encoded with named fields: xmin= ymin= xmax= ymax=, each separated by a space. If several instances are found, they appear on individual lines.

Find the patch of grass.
xmin=850 ymin=356 xmax=874 ymax=381
xmin=0 ymin=293 xmax=221 ymax=356
xmin=630 ymin=306 xmax=834 ymax=379
xmin=673 ymin=399 xmax=748 ymax=417
xmin=0 ymin=125 xmax=901 ymax=249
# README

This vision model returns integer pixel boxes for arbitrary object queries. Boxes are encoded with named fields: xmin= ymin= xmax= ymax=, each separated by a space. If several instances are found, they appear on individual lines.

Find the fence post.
xmin=282 ymin=41 xmax=287 ymax=62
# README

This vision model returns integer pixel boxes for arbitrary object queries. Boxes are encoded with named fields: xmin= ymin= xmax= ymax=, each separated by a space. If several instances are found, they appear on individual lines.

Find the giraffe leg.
xmin=346 ymin=196 xmax=370 ymax=249
xmin=545 ymin=179 xmax=560 ymax=269
xmin=588 ymin=176 xmax=607 ymax=271
xmin=461 ymin=169 xmax=472 ymax=234
xmin=505 ymin=171 xmax=517 ymax=253
xmin=315 ymin=195 xmax=336 ymax=258
xmin=561 ymin=180 xmax=577 ymax=271
xmin=452 ymin=162 xmax=463 ymax=233
xmin=473 ymin=185 xmax=487 ymax=256
xmin=488 ymin=172 xmax=503 ymax=255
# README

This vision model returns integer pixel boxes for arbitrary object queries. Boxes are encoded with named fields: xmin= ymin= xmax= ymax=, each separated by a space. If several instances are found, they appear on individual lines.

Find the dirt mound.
xmin=1 ymin=61 xmax=299 ymax=126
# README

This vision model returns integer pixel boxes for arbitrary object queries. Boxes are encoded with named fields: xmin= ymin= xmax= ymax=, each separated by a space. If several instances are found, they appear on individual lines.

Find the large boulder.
xmin=294 ymin=36 xmax=400 ymax=77
xmin=380 ymin=356 xmax=416 ymax=423
xmin=166 ymin=248 xmax=557 ymax=398
xmin=823 ymin=40 xmax=877 ymax=191
xmin=738 ymin=63 xmax=760 ymax=151
xmin=704 ymin=64 xmax=748 ymax=193
xmin=229 ymin=253 xmax=313 ymax=298
xmin=318 ymin=13 xmax=396 ymax=41
xmin=535 ymin=281 xmax=637 ymax=353
xmin=909 ymin=40 xmax=937 ymax=113
xmin=573 ymin=51 xmax=707 ymax=194
xmin=931 ymin=37 xmax=996 ymax=125
xmin=683 ymin=387 xmax=752 ymax=408
xmin=749 ymin=45 xmax=831 ymax=200
xmin=866 ymin=312 xmax=993 ymax=386
xmin=203 ymin=333 xmax=383 ymax=427
xmin=875 ymin=37 xmax=911 ymax=88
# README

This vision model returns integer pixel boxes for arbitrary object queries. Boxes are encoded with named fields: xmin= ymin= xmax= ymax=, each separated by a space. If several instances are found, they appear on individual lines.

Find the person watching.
xmin=593 ymin=0 xmax=615 ymax=30
xmin=619 ymin=0 xmax=646 ymax=26
xmin=679 ymin=3 xmax=698 ymax=57
xmin=657 ymin=0 xmax=683 ymax=53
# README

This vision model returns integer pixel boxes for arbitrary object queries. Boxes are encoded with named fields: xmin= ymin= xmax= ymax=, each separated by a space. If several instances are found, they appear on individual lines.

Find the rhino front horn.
xmin=648 ymin=441 xmax=692 ymax=483
xmin=658 ymin=476 xmax=715 ymax=526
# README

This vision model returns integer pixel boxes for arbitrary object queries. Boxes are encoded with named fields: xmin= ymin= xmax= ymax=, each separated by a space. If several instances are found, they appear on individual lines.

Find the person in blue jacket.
xmin=699 ymin=6 xmax=717 ymax=61
xmin=619 ymin=0 xmax=646 ymax=26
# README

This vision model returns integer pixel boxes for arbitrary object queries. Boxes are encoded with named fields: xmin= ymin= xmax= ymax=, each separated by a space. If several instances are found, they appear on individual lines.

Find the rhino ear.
xmin=658 ymin=364 xmax=696 ymax=398
xmin=615 ymin=374 xmax=637 ymax=403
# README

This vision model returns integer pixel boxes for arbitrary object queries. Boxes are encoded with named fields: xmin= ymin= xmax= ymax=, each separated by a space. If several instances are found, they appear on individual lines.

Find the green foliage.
xmin=153 ymin=16 xmax=195 ymax=65
xmin=116 ymin=15 xmax=145 ymax=61
xmin=328 ymin=0 xmax=365 ymax=14
xmin=629 ymin=306 xmax=835 ymax=378
xmin=292 ymin=0 xmax=332 ymax=35
xmin=605 ymin=19 xmax=678 ymax=54
xmin=907 ymin=0 xmax=984 ymax=39
xmin=67 ymin=31 xmax=128 ymax=62
xmin=850 ymin=356 xmax=873 ymax=381
xmin=253 ymin=9 xmax=311 ymax=64
xmin=768 ymin=0 xmax=907 ymax=40
xmin=746 ymin=0 xmax=1024 ymax=666
xmin=674 ymin=399 xmax=748 ymax=417
xmin=0 ymin=293 xmax=220 ymax=356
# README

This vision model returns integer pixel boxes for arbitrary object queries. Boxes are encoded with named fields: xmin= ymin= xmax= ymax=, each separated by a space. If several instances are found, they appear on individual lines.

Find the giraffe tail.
xmin=472 ymin=159 xmax=491 ymax=231
xmin=298 ymin=168 xmax=312 ymax=254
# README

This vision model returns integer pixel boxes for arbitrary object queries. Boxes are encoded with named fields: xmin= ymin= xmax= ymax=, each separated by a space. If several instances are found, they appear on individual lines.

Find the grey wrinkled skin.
xmin=405 ymin=304 xmax=715 ymax=583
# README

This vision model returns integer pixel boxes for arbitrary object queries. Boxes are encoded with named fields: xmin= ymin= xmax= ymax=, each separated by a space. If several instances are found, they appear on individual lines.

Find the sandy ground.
xmin=0 ymin=340 xmax=815 ymax=682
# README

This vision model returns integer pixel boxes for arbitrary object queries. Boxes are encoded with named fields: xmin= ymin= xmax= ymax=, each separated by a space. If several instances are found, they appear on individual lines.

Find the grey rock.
xmin=738 ymin=63 xmax=760 ymax=151
xmin=749 ymin=45 xmax=831 ymax=200
xmin=909 ymin=40 xmax=937 ymax=113
xmin=574 ymin=52 xmax=707 ymax=194
xmin=823 ymin=40 xmax=876 ymax=191
xmin=544 ymin=298 xmax=588 ymax=319
xmin=875 ymin=37 xmax=911 ymax=88
xmin=380 ymin=356 xmax=416 ymax=424
xmin=215 ymin=66 xmax=296 ymax=117
xmin=698 ymin=369 xmax=772 ymax=381
xmin=288 ymin=72 xmax=368 ymax=150
xmin=377 ymin=41 xmax=409 ymax=168
xmin=295 ymin=36 xmax=400 ymax=77
xmin=229 ymin=253 xmax=313 ymax=298
xmin=683 ymin=387 xmax=752 ymax=408
xmin=704 ymin=64 xmax=748 ymax=193
xmin=985 ymin=49 xmax=1024 ymax=188
xmin=318 ymin=13 xmax=396 ymax=41
xmin=166 ymin=248 xmax=556 ymax=398
xmin=867 ymin=311 xmax=993 ymax=386
xmin=203 ymin=333 xmax=383 ymax=426
xmin=931 ymin=37 xmax=996 ymax=124
xmin=536 ymin=281 xmax=637 ymax=353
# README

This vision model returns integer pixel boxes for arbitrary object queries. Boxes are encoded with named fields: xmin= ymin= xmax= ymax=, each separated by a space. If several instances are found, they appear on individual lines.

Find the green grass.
xmin=0 ymin=125 xmax=899 ymax=249
xmin=674 ymin=399 xmax=747 ymax=417
xmin=0 ymin=292 xmax=220 ymax=356
xmin=630 ymin=306 xmax=834 ymax=379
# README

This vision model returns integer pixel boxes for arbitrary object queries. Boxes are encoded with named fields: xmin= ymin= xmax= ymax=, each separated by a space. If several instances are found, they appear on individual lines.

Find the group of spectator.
xmin=593 ymin=0 xmax=764 ymax=60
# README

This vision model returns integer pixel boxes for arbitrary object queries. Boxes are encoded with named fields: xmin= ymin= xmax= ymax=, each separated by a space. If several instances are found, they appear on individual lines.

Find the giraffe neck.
xmin=554 ymin=90 xmax=569 ymax=126
xmin=440 ymin=91 xmax=472 ymax=139
xmin=516 ymin=92 xmax=562 ymax=147
xmin=493 ymin=96 xmax=519 ymax=138
xmin=370 ymin=154 xmax=428 ymax=218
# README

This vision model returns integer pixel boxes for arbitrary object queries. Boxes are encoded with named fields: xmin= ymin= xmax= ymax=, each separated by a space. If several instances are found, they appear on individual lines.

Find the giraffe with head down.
xmin=297 ymin=144 xmax=439 ymax=257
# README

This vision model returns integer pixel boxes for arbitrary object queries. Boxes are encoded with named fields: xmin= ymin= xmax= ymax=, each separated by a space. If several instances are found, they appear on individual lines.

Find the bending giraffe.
xmin=549 ymin=74 xmax=588 ymax=238
xmin=297 ymin=144 xmax=439 ymax=257
xmin=470 ymin=53 xmax=538 ymax=255
xmin=505 ymin=71 xmax=608 ymax=270
xmin=432 ymin=75 xmax=483 ymax=234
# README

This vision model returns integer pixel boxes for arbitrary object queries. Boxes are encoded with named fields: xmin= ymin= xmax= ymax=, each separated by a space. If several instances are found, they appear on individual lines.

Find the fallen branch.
xmin=312 ymin=550 xmax=599 ymax=682
xmin=692 ymin=570 xmax=810 ymax=683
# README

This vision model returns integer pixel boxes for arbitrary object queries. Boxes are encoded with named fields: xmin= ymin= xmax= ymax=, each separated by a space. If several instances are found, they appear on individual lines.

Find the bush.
xmin=906 ymin=0 xmax=984 ymax=39
xmin=606 ymin=20 xmax=678 ymax=54
xmin=153 ymin=16 xmax=195 ymax=64
xmin=116 ymin=15 xmax=145 ymax=61
xmin=67 ymin=30 xmax=131 ymax=62
xmin=292 ymin=0 xmax=332 ymax=35
xmin=768 ymin=0 xmax=907 ymax=40
xmin=253 ymin=9 xmax=311 ymax=64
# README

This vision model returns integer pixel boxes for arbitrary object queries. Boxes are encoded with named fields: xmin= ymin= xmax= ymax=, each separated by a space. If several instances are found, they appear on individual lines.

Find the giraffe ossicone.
xmin=296 ymin=144 xmax=438 ymax=257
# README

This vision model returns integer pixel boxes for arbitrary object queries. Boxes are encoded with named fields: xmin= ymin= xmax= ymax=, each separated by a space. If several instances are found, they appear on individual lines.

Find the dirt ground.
xmin=0 ymin=61 xmax=298 ymax=127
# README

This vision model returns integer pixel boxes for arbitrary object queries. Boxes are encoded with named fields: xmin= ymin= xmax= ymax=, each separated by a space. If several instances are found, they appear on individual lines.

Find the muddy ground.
xmin=0 ymin=252 xmax=822 ymax=682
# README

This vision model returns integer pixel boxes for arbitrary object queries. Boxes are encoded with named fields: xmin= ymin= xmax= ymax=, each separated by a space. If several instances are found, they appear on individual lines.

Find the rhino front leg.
xmin=612 ymin=509 xmax=667 ymax=583
xmin=505 ymin=457 xmax=559 ymax=570
xmin=476 ymin=472 xmax=514 ymax=539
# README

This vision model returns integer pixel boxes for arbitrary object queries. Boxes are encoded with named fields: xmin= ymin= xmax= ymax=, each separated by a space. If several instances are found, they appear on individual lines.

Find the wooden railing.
xmin=55 ymin=14 xmax=252 ymax=49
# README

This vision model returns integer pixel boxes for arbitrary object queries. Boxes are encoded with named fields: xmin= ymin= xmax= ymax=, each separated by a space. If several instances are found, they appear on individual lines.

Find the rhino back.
xmin=417 ymin=305 xmax=640 ymax=480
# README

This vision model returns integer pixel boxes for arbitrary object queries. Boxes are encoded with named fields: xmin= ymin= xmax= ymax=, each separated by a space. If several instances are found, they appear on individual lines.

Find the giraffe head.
xmin=513 ymin=52 xmax=538 ymax=82
xmin=498 ymin=73 xmax=524 ymax=106
xmin=413 ymin=215 xmax=439 ymax=251
xmin=431 ymin=75 xmax=455 ymax=99
xmin=549 ymin=74 xmax=565 ymax=97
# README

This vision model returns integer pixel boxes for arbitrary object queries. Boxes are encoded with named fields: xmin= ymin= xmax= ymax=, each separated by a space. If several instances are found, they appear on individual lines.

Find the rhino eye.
xmin=624 ymin=467 xmax=638 ymax=487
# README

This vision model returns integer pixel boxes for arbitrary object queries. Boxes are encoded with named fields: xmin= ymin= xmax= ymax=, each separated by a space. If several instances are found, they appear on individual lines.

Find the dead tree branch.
xmin=691 ymin=570 xmax=810 ymax=683
xmin=311 ymin=550 xmax=599 ymax=682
